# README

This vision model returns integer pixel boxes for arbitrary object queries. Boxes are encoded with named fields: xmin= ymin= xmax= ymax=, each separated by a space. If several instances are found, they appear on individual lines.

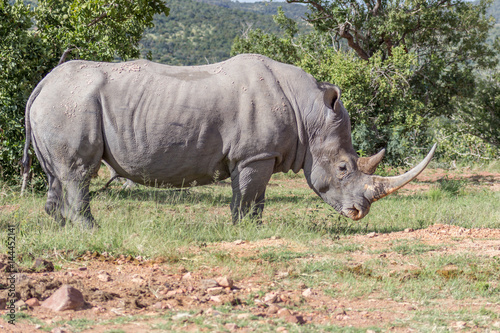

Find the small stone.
xmin=277 ymin=308 xmax=292 ymax=318
xmin=367 ymin=330 xmax=376 ymax=333
xmin=78 ymin=267 xmax=87 ymax=271
xmin=277 ymin=271 xmax=289 ymax=278
xmin=493 ymin=321 xmax=500 ymax=328
xmin=210 ymin=296 xmax=222 ymax=303
xmin=201 ymin=279 xmax=219 ymax=289
xmin=26 ymin=298 xmax=41 ymax=307
xmin=181 ymin=272 xmax=193 ymax=280
xmin=285 ymin=315 xmax=305 ymax=324
xmin=92 ymin=306 xmax=105 ymax=313
xmin=267 ymin=304 xmax=281 ymax=315
xmin=172 ymin=312 xmax=191 ymax=321
xmin=97 ymin=272 xmax=111 ymax=282
xmin=276 ymin=327 xmax=288 ymax=332
xmin=32 ymin=258 xmax=54 ymax=272
xmin=302 ymin=288 xmax=313 ymax=297
xmin=233 ymin=240 xmax=245 ymax=245
xmin=224 ymin=323 xmax=239 ymax=331
xmin=270 ymin=236 xmax=281 ymax=240
xmin=51 ymin=328 xmax=67 ymax=333
xmin=404 ymin=228 xmax=414 ymax=233
xmin=216 ymin=276 xmax=234 ymax=288
xmin=367 ymin=232 xmax=377 ymax=238
xmin=207 ymin=287 xmax=224 ymax=296
xmin=131 ymin=275 xmax=145 ymax=283
xmin=237 ymin=313 xmax=252 ymax=320
xmin=264 ymin=292 xmax=278 ymax=304
xmin=15 ymin=300 xmax=27 ymax=310
xmin=41 ymin=285 xmax=85 ymax=311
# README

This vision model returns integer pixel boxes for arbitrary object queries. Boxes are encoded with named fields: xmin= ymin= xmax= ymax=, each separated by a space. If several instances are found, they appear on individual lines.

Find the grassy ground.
xmin=0 ymin=167 xmax=499 ymax=332
xmin=1 ymin=169 xmax=498 ymax=259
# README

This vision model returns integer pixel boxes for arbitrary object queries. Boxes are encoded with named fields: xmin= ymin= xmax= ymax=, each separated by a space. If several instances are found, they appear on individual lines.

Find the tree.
xmin=451 ymin=72 xmax=500 ymax=148
xmin=0 ymin=0 xmax=169 ymax=184
xmin=232 ymin=2 xmax=499 ymax=164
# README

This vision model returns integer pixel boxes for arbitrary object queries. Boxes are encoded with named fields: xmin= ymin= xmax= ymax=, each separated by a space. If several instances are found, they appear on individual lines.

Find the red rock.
xmin=216 ymin=276 xmax=234 ymax=288
xmin=207 ymin=287 xmax=224 ymax=296
xmin=201 ymin=279 xmax=219 ymax=289
xmin=286 ymin=315 xmax=305 ymax=324
xmin=264 ymin=292 xmax=278 ymax=304
xmin=302 ymin=288 xmax=313 ymax=297
xmin=224 ymin=323 xmax=239 ymax=331
xmin=97 ymin=272 xmax=111 ymax=282
xmin=277 ymin=308 xmax=292 ymax=317
xmin=41 ymin=285 xmax=85 ymax=311
xmin=26 ymin=298 xmax=40 ymax=307
xmin=267 ymin=304 xmax=281 ymax=315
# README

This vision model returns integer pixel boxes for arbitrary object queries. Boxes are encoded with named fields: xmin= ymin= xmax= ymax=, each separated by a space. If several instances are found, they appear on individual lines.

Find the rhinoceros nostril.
xmin=346 ymin=206 xmax=360 ymax=220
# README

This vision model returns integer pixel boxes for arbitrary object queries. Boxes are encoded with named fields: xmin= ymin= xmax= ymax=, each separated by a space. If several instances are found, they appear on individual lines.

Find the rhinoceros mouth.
xmin=343 ymin=201 xmax=370 ymax=220
xmin=329 ymin=197 xmax=370 ymax=221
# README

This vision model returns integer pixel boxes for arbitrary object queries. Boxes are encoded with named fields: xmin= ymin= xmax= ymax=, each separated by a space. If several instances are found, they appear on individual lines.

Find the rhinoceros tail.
xmin=20 ymin=84 xmax=43 ymax=196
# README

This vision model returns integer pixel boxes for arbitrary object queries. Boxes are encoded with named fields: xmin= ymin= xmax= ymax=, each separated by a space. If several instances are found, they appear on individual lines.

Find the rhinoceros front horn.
xmin=366 ymin=144 xmax=437 ymax=202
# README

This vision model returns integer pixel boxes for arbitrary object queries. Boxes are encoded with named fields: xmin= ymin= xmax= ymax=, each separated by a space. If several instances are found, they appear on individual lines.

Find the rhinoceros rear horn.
xmin=357 ymin=148 xmax=385 ymax=175
xmin=366 ymin=144 xmax=437 ymax=202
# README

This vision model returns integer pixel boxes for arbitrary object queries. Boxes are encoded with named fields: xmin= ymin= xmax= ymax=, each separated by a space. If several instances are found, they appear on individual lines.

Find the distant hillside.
xmin=195 ymin=0 xmax=308 ymax=20
xmin=140 ymin=0 xmax=308 ymax=65
xmin=487 ymin=0 xmax=500 ymax=21
xmin=486 ymin=0 xmax=500 ymax=44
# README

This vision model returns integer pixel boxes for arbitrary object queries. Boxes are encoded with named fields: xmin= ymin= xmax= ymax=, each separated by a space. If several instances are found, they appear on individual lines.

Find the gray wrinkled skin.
xmin=22 ymin=54 xmax=429 ymax=228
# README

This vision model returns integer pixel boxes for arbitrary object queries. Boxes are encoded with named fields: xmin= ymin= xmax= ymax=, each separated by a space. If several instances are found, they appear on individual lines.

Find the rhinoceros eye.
xmin=337 ymin=162 xmax=348 ymax=179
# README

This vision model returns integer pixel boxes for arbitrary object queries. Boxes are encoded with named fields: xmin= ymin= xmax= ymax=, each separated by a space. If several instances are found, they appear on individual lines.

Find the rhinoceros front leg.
xmin=230 ymin=159 xmax=275 ymax=223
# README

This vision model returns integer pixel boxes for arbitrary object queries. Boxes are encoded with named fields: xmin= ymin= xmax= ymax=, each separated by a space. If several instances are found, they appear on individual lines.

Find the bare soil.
xmin=1 ymin=169 xmax=499 ymax=332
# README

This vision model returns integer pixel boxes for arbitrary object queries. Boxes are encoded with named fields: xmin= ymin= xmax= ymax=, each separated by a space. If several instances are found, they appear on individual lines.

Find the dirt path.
xmin=0 ymin=222 xmax=499 ymax=332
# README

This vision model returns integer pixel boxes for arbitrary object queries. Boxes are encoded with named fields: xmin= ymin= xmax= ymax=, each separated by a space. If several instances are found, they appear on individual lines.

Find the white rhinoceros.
xmin=21 ymin=54 xmax=435 ymax=228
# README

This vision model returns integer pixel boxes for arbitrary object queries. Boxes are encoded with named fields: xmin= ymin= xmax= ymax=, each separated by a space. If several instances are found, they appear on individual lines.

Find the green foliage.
xmin=451 ymin=72 xmax=500 ymax=147
xmin=232 ymin=1 xmax=499 ymax=165
xmin=233 ymin=28 xmax=430 ymax=164
xmin=431 ymin=116 xmax=499 ymax=164
xmin=0 ymin=0 xmax=169 ymax=184
xmin=0 ymin=0 xmax=49 ymax=183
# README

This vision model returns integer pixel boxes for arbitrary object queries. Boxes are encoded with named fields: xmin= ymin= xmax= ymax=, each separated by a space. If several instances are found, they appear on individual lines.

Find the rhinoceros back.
xmin=32 ymin=55 xmax=308 ymax=187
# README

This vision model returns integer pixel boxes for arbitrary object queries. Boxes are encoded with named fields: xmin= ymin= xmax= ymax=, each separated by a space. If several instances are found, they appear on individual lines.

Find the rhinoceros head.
xmin=303 ymin=83 xmax=436 ymax=220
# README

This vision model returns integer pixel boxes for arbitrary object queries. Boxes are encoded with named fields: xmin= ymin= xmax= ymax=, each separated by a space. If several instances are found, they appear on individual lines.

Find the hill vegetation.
xmin=487 ymin=0 xmax=500 ymax=42
xmin=140 ymin=0 xmax=308 ymax=65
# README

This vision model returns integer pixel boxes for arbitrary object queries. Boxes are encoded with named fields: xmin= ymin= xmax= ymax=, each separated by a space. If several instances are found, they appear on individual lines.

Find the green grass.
xmin=1 ymin=172 xmax=499 ymax=259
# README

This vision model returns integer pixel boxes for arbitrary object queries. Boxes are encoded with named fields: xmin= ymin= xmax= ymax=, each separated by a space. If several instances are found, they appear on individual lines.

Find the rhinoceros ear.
xmin=322 ymin=83 xmax=343 ymax=116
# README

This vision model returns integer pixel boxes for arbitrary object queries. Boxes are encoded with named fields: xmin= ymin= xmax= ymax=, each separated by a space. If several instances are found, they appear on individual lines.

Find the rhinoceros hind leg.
xmin=45 ymin=175 xmax=66 ymax=227
xmin=230 ymin=159 xmax=274 ymax=224
xmin=61 ymin=178 xmax=97 ymax=229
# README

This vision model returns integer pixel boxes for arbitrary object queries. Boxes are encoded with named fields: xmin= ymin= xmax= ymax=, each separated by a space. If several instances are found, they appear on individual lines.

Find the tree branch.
xmin=58 ymin=47 xmax=75 ymax=65
xmin=339 ymin=23 xmax=370 ymax=60
xmin=88 ymin=12 xmax=108 ymax=27
xmin=372 ymin=0 xmax=381 ymax=15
